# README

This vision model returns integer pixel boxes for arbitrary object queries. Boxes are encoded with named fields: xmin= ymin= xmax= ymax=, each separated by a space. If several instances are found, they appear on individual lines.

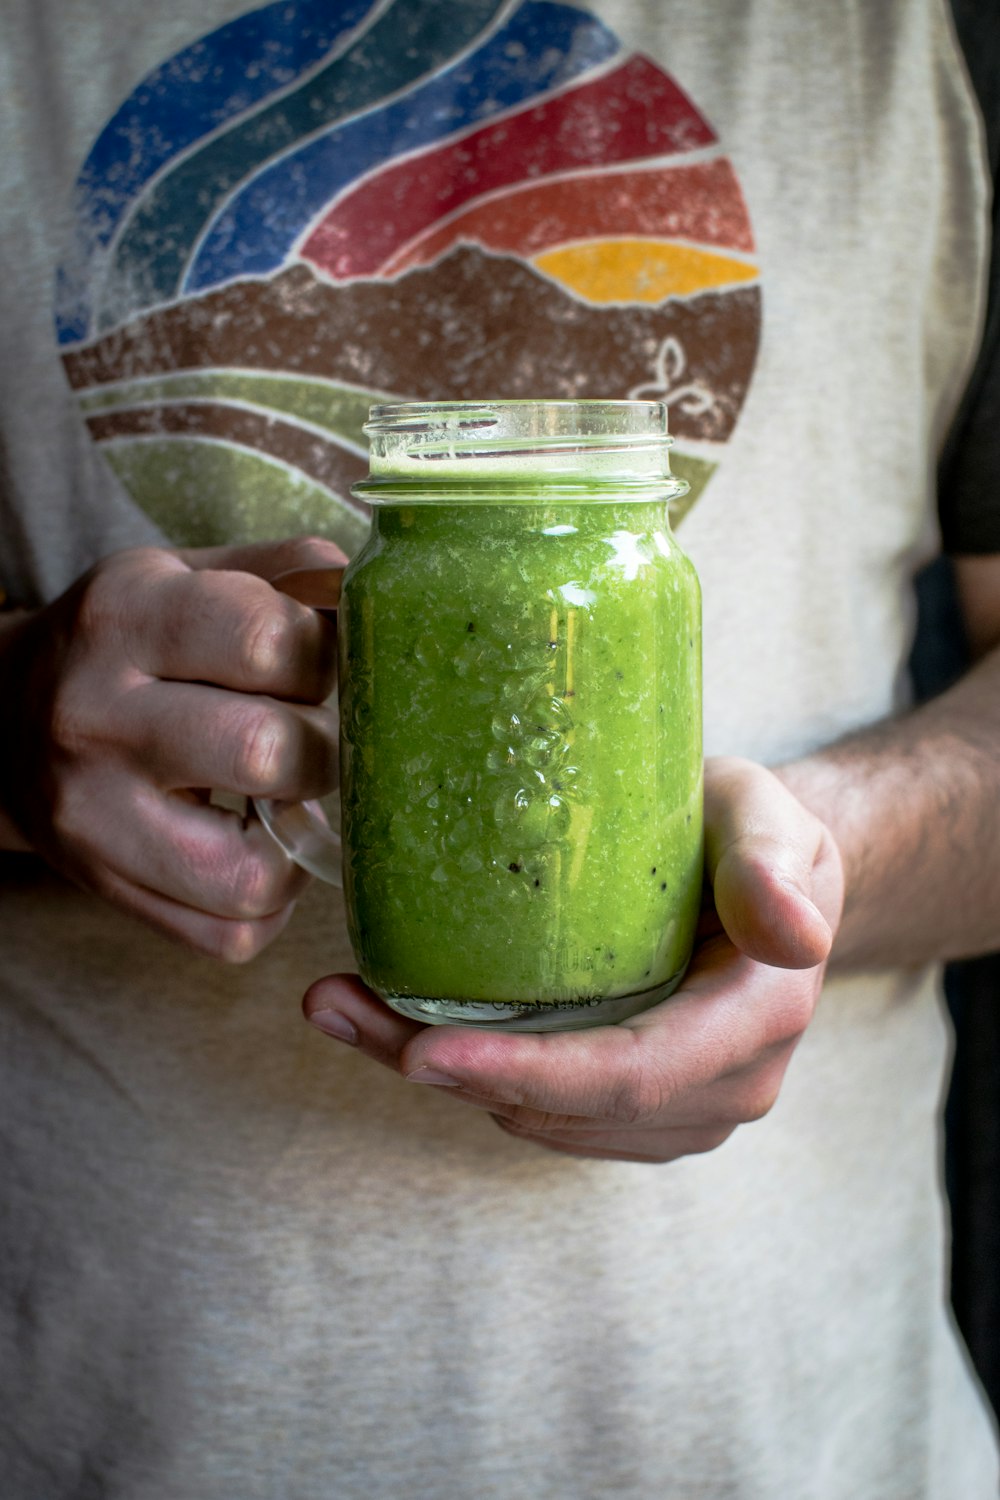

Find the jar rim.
xmin=356 ymin=400 xmax=687 ymax=500
xmin=363 ymin=398 xmax=670 ymax=443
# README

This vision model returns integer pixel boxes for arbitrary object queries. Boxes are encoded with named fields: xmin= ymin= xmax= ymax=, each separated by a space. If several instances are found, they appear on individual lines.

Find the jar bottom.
xmin=380 ymin=968 xmax=689 ymax=1032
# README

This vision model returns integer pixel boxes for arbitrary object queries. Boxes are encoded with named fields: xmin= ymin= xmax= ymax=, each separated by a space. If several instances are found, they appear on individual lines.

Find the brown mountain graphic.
xmin=65 ymin=247 xmax=759 ymax=446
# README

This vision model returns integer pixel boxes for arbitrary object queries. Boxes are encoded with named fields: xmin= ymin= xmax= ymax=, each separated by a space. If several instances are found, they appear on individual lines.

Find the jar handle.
xmin=254 ymin=567 xmax=344 ymax=888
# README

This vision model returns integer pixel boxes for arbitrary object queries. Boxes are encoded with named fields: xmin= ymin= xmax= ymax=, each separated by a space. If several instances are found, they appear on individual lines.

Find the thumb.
xmin=705 ymin=757 xmax=844 ymax=969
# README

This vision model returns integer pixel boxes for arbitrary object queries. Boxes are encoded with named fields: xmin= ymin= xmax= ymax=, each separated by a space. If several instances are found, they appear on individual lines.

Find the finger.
xmin=91 ymin=861 xmax=299 ymax=963
xmin=303 ymin=972 xmax=654 ymax=1107
xmin=301 ymin=995 xmax=698 ymax=1146
xmin=396 ymin=939 xmax=817 ymax=1120
xmin=303 ymin=938 xmax=819 ymax=1132
xmin=705 ymin=756 xmax=844 ymax=968
xmin=303 ymin=973 xmax=426 ymax=1064
xmin=110 ymin=681 xmax=338 ymax=799
xmin=302 ymin=975 xmax=766 ymax=1163
xmin=440 ymin=1037 xmax=793 ymax=1135
xmin=66 ymin=777 xmax=311 ymax=919
xmin=131 ymin=566 xmax=338 ymax=702
xmin=177 ymin=535 xmax=348 ymax=580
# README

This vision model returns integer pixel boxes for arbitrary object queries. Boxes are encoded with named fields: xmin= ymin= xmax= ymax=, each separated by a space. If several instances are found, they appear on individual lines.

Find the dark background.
xmin=911 ymin=556 xmax=999 ymax=1420
xmin=930 ymin=1 xmax=1000 ymax=1422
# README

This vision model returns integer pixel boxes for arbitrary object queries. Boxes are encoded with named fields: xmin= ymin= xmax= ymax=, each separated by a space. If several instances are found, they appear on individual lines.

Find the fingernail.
xmin=776 ymin=876 xmax=823 ymax=919
xmin=308 ymin=1009 xmax=358 ymax=1045
xmin=786 ymin=884 xmax=831 ymax=929
xmin=405 ymin=1067 xmax=461 ymax=1087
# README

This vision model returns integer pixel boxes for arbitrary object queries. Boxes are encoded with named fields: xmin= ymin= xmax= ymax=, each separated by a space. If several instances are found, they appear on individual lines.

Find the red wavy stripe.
xmin=301 ymin=55 xmax=716 ymax=280
xmin=382 ymin=159 xmax=755 ymax=275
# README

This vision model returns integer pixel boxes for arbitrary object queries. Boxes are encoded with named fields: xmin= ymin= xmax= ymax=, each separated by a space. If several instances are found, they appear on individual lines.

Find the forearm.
xmin=776 ymin=643 xmax=1000 ymax=970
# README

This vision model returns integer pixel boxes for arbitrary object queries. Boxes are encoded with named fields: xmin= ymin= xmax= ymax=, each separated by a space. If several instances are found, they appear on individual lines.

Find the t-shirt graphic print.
xmin=55 ymin=0 xmax=761 ymax=555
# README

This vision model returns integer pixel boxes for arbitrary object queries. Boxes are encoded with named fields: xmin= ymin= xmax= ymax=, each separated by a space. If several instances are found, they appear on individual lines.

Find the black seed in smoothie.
xmin=508 ymin=862 xmax=521 ymax=873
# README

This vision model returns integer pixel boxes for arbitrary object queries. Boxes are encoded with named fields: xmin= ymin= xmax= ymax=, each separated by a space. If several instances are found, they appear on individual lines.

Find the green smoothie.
xmin=338 ymin=485 xmax=703 ymax=1029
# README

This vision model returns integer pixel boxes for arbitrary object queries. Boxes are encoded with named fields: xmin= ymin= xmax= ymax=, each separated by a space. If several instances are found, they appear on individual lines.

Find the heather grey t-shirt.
xmin=1 ymin=1 xmax=998 ymax=1495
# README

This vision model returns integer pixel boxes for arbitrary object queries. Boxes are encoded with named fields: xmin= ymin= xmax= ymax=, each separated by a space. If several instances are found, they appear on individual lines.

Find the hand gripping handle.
xmin=254 ymin=566 xmax=344 ymax=888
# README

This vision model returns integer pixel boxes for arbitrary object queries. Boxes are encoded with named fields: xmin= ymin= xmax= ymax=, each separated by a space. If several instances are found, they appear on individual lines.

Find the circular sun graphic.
xmin=56 ymin=0 xmax=761 ymax=555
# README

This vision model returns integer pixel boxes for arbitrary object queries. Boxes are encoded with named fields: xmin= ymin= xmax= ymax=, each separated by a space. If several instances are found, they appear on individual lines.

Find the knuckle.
xmin=738 ymin=1080 xmax=781 ymax=1124
xmin=209 ymin=918 xmax=268 ymax=965
xmin=606 ymin=1030 xmax=693 ymax=1126
xmin=225 ymin=847 xmax=281 ymax=920
xmin=230 ymin=702 xmax=294 ymax=793
xmin=606 ymin=1046 xmax=669 ymax=1126
xmin=237 ymin=597 xmax=296 ymax=683
xmin=767 ymin=983 xmax=816 ymax=1047
xmin=48 ymin=679 xmax=92 ymax=758
xmin=692 ymin=1126 xmax=736 ymax=1155
xmin=713 ymin=1057 xmax=787 ymax=1127
xmin=74 ymin=572 xmax=124 ymax=650
xmin=74 ymin=548 xmax=164 ymax=640
xmin=49 ymin=772 xmax=93 ymax=843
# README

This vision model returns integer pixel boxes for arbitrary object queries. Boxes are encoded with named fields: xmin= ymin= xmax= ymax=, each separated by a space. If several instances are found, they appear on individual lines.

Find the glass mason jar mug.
xmin=260 ymin=399 xmax=703 ymax=1031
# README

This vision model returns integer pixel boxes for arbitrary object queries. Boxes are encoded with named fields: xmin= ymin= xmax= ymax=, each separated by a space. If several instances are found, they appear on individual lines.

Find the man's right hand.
xmin=0 ymin=536 xmax=345 ymax=961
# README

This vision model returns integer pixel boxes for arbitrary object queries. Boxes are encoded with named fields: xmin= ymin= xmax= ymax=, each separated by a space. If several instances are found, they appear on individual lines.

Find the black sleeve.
xmin=938 ymin=1 xmax=1000 ymax=555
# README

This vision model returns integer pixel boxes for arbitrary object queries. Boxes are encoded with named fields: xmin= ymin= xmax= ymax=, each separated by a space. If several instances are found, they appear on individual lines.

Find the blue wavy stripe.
xmin=77 ymin=0 xmax=377 ymax=250
xmin=185 ymin=1 xmax=620 ymax=292
xmin=97 ymin=0 xmax=508 ymax=332
xmin=57 ymin=0 xmax=376 ymax=345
